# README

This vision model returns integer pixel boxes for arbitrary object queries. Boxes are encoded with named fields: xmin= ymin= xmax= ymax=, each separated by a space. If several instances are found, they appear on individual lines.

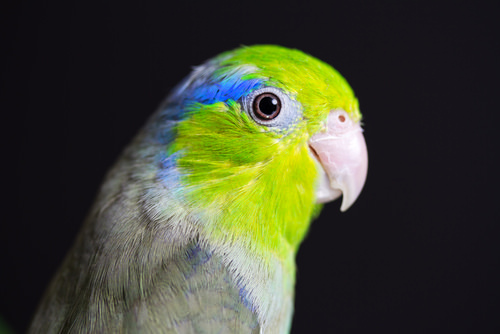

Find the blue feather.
xmin=190 ymin=76 xmax=262 ymax=104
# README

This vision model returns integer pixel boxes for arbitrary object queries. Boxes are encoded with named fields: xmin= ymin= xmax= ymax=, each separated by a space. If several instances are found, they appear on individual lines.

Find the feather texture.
xmin=29 ymin=45 xmax=363 ymax=333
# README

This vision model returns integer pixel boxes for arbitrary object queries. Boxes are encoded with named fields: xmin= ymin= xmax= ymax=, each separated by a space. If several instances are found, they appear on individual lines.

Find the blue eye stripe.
xmin=190 ymin=77 xmax=262 ymax=104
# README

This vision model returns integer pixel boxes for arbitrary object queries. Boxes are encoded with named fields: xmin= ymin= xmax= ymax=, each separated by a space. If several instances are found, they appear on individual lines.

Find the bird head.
xmin=147 ymin=45 xmax=368 ymax=258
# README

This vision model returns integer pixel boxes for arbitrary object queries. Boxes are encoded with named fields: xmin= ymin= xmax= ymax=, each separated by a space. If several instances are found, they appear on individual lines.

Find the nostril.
xmin=338 ymin=114 xmax=346 ymax=123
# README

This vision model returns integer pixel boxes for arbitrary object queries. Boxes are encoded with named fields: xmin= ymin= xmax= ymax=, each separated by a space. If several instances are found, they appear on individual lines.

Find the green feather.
xmin=171 ymin=45 xmax=359 ymax=262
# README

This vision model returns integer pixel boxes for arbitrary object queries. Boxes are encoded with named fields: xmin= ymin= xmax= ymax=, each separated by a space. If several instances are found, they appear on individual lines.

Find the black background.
xmin=1 ymin=1 xmax=499 ymax=333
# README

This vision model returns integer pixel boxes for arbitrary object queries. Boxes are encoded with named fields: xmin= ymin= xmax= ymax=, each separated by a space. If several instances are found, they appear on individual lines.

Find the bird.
xmin=29 ymin=45 xmax=368 ymax=333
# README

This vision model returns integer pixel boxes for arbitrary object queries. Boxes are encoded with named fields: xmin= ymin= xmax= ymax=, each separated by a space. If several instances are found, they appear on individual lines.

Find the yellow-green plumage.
xmin=172 ymin=45 xmax=359 ymax=258
xmin=172 ymin=100 xmax=319 ymax=257
xmin=29 ymin=45 xmax=363 ymax=333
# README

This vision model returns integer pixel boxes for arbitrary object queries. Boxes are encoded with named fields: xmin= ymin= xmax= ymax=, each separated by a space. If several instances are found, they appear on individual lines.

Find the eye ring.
xmin=243 ymin=86 xmax=300 ymax=128
xmin=253 ymin=93 xmax=281 ymax=120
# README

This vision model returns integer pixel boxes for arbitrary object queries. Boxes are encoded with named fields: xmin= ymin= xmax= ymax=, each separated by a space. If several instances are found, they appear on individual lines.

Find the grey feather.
xmin=28 ymin=128 xmax=262 ymax=333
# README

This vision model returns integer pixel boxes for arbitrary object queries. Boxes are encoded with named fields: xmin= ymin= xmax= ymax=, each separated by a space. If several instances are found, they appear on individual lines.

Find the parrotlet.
xmin=29 ymin=45 xmax=368 ymax=333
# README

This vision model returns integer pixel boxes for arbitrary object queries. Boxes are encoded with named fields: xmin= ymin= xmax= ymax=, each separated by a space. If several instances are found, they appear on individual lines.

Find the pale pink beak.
xmin=309 ymin=110 xmax=368 ymax=211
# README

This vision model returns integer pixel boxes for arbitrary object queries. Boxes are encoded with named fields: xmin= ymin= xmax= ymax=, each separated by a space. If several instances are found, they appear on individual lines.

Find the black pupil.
xmin=259 ymin=96 xmax=278 ymax=115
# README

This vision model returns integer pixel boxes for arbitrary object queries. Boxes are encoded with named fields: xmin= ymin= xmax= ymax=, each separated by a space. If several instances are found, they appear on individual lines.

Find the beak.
xmin=309 ymin=110 xmax=368 ymax=211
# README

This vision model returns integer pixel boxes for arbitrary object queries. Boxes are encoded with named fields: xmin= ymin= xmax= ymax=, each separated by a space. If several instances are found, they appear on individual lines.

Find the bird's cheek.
xmin=308 ymin=110 xmax=368 ymax=211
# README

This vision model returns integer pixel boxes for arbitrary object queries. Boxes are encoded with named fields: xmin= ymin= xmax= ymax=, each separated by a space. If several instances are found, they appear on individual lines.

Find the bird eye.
xmin=253 ymin=93 xmax=281 ymax=120
xmin=243 ymin=86 xmax=300 ymax=128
